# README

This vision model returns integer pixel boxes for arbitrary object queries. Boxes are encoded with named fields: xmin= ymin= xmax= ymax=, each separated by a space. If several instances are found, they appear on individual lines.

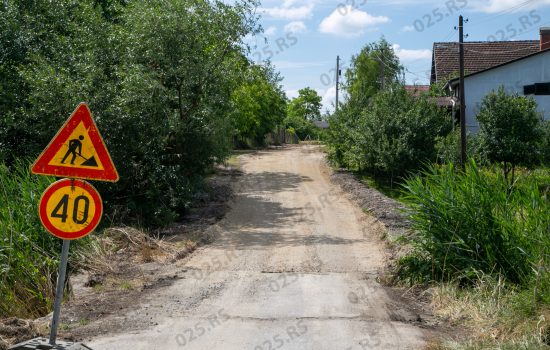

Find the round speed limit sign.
xmin=39 ymin=178 xmax=103 ymax=240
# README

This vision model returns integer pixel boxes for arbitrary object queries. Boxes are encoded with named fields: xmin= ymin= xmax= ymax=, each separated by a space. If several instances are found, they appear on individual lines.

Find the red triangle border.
xmin=31 ymin=103 xmax=119 ymax=182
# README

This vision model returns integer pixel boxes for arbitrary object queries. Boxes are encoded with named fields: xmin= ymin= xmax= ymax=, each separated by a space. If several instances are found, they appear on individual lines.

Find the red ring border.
xmin=39 ymin=178 xmax=103 ymax=240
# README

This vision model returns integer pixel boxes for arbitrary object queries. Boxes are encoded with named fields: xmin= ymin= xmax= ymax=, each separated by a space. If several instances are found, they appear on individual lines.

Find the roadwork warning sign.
xmin=31 ymin=103 xmax=119 ymax=182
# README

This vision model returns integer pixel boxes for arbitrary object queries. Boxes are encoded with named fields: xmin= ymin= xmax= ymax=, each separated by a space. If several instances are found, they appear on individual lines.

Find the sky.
xmin=249 ymin=0 xmax=550 ymax=112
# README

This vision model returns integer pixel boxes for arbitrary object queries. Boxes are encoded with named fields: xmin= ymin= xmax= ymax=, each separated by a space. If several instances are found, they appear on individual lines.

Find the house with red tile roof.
xmin=430 ymin=28 xmax=550 ymax=131
xmin=431 ymin=40 xmax=540 ymax=85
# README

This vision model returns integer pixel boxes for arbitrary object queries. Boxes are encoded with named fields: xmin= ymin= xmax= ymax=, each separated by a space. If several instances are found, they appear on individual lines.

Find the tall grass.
xmin=400 ymin=160 xmax=550 ymax=286
xmin=0 ymin=161 xmax=59 ymax=318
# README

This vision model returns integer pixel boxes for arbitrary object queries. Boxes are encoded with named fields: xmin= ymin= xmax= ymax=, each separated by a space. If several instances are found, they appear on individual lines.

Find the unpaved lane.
xmin=89 ymin=145 xmax=427 ymax=349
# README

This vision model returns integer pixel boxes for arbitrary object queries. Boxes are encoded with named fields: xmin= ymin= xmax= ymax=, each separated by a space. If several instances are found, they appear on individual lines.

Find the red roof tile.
xmin=430 ymin=41 xmax=540 ymax=84
xmin=404 ymin=85 xmax=430 ymax=96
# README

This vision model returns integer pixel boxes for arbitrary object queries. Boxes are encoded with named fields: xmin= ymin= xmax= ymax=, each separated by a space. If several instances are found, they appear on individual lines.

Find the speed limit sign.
xmin=39 ymin=178 xmax=103 ymax=240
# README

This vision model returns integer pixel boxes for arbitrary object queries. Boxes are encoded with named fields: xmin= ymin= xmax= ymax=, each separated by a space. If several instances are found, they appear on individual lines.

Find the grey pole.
xmin=49 ymin=239 xmax=71 ymax=345
xmin=459 ymin=15 xmax=467 ymax=169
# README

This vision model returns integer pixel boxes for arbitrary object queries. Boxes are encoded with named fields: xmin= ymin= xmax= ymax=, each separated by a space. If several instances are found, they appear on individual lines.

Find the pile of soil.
xmin=0 ymin=318 xmax=39 ymax=350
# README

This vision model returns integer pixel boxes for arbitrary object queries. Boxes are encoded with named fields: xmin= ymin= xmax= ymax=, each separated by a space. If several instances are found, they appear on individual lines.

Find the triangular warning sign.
xmin=32 ymin=103 xmax=119 ymax=182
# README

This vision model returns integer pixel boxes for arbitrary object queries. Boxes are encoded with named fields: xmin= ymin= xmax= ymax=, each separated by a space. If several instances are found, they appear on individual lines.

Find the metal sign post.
xmin=9 ymin=103 xmax=119 ymax=350
xmin=49 ymin=240 xmax=71 ymax=345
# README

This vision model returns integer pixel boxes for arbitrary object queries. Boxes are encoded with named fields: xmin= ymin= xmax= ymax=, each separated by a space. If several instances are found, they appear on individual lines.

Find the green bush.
xmin=0 ymin=161 xmax=58 ymax=318
xmin=542 ymin=120 xmax=550 ymax=166
xmin=400 ymin=160 xmax=550 ymax=285
xmin=0 ymin=0 xmax=265 ymax=227
xmin=477 ymin=88 xmax=545 ymax=182
xmin=328 ymin=85 xmax=452 ymax=177
xmin=435 ymin=129 xmax=487 ymax=166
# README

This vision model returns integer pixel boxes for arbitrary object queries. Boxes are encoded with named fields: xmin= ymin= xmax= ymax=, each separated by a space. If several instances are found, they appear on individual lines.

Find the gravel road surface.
xmin=89 ymin=145 xmax=429 ymax=350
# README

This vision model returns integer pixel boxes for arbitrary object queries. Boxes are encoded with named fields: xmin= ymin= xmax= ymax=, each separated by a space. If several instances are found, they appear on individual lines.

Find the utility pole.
xmin=458 ymin=15 xmax=467 ymax=169
xmin=335 ymin=55 xmax=340 ymax=112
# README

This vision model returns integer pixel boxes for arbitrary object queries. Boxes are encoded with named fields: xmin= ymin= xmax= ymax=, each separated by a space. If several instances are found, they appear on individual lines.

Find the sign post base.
xmin=49 ymin=240 xmax=70 ymax=345
xmin=8 ymin=337 xmax=92 ymax=350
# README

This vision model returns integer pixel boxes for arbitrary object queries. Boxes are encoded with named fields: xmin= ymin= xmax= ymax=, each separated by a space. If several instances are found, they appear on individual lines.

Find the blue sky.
xmin=249 ymin=0 xmax=550 ymax=112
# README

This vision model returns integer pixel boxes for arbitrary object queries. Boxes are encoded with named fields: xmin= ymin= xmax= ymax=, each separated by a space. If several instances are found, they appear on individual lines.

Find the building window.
xmin=524 ymin=83 xmax=550 ymax=95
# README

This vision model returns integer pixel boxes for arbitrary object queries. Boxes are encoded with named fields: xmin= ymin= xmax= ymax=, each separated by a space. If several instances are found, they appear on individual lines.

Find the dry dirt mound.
xmin=0 ymin=318 xmax=39 ymax=350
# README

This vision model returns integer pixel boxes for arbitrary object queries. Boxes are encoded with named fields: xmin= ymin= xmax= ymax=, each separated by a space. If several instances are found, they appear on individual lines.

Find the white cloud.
xmin=392 ymin=44 xmax=432 ymax=62
xmin=259 ymin=1 xmax=314 ymax=20
xmin=319 ymin=6 xmax=389 ymax=38
xmin=284 ymin=21 xmax=307 ymax=34
xmin=402 ymin=25 xmax=415 ymax=32
xmin=264 ymin=26 xmax=277 ymax=36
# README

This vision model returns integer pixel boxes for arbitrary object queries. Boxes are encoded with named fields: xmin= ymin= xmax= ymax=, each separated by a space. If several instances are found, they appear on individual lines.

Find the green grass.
xmin=400 ymin=160 xmax=550 ymax=285
xmin=398 ymin=161 xmax=550 ymax=347
xmin=360 ymin=173 xmax=407 ymax=202
xmin=0 ymin=160 xmax=59 ymax=318
xmin=0 ymin=160 xmax=94 ymax=318
xmin=118 ymin=281 xmax=133 ymax=290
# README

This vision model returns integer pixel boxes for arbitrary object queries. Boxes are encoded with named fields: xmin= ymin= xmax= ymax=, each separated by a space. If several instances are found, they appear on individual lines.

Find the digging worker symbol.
xmin=60 ymin=135 xmax=99 ymax=167
xmin=61 ymin=135 xmax=84 ymax=165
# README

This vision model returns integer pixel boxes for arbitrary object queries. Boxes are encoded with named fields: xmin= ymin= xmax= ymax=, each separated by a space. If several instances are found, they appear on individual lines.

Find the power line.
xmin=468 ymin=0 xmax=538 ymax=26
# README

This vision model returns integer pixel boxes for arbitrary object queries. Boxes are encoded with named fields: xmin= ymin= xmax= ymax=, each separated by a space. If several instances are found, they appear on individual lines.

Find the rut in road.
xmin=90 ymin=145 xmax=431 ymax=350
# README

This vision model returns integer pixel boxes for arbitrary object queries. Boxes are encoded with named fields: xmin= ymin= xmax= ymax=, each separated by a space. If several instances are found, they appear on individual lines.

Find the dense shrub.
xmin=435 ymin=129 xmax=487 ymax=166
xmin=400 ymin=160 xmax=550 ymax=285
xmin=542 ymin=120 xmax=550 ymax=166
xmin=0 ymin=0 xmax=267 ymax=227
xmin=328 ymin=85 xmax=452 ymax=177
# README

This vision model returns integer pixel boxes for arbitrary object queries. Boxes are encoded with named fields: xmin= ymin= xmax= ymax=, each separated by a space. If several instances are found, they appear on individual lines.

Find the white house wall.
xmin=464 ymin=50 xmax=550 ymax=132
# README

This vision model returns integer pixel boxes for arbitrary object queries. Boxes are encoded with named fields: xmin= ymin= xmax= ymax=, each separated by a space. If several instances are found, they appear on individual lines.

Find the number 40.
xmin=51 ymin=194 xmax=90 ymax=224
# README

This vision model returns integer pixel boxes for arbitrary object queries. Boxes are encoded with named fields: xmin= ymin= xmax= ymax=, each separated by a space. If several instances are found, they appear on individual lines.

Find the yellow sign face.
xmin=31 ymin=103 xmax=119 ymax=182
xmin=39 ymin=179 xmax=103 ymax=240
xmin=48 ymin=122 xmax=105 ymax=170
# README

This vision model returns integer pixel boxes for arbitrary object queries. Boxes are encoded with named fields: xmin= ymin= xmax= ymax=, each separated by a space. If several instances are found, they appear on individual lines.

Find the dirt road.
xmin=89 ymin=145 xmax=430 ymax=349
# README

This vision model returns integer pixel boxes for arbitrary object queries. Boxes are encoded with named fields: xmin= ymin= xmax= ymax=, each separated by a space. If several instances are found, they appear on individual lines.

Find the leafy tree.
xmin=477 ymin=87 xmax=545 ymax=184
xmin=230 ymin=63 xmax=287 ymax=146
xmin=284 ymin=87 xmax=321 ymax=139
xmin=326 ymin=39 xmax=416 ymax=173
xmin=344 ymin=38 xmax=402 ymax=108
xmin=287 ymin=87 xmax=322 ymax=121
xmin=0 ymin=1 xmax=112 ymax=163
